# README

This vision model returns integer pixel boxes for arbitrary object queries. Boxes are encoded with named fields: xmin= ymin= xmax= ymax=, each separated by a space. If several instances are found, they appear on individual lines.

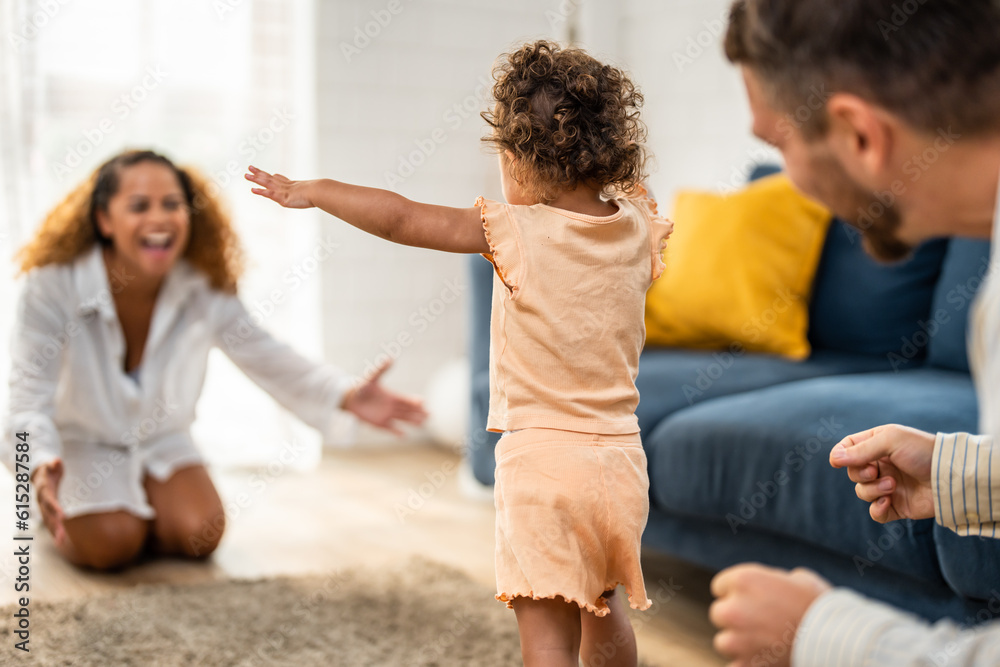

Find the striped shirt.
xmin=792 ymin=172 xmax=1000 ymax=666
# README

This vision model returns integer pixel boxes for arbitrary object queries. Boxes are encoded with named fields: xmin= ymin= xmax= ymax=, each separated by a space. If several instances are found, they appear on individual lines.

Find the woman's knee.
xmin=145 ymin=465 xmax=226 ymax=558
xmin=63 ymin=512 xmax=148 ymax=570
xmin=158 ymin=509 xmax=226 ymax=558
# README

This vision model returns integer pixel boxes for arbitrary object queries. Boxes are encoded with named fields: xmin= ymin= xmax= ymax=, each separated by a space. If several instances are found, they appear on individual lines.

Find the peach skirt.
xmin=493 ymin=428 xmax=652 ymax=617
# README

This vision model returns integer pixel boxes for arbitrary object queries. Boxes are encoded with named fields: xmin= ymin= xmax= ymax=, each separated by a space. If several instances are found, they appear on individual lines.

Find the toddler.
xmin=247 ymin=40 xmax=672 ymax=667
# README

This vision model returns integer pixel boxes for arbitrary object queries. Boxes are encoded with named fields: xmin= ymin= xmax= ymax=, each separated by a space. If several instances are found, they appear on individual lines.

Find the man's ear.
xmin=826 ymin=93 xmax=896 ymax=179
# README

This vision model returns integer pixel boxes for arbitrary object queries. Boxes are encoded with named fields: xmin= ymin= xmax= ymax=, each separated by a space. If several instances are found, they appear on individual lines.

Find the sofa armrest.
xmin=468 ymin=255 xmax=494 ymax=377
xmin=467 ymin=255 xmax=501 ymax=484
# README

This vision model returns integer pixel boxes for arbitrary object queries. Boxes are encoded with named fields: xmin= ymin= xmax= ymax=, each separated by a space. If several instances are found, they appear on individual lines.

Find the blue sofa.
xmin=466 ymin=170 xmax=998 ymax=623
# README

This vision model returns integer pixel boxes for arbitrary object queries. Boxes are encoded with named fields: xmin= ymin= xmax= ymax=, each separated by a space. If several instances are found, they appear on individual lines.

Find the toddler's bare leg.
xmin=511 ymin=596 xmax=582 ymax=667
xmin=580 ymin=589 xmax=638 ymax=667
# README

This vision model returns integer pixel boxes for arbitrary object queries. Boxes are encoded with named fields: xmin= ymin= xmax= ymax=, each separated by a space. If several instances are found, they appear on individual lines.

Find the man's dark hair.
xmin=725 ymin=0 xmax=1000 ymax=138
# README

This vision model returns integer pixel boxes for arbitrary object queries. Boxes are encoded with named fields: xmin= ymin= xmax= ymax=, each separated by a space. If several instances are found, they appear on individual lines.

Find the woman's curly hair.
xmin=481 ymin=40 xmax=649 ymax=201
xmin=17 ymin=149 xmax=244 ymax=293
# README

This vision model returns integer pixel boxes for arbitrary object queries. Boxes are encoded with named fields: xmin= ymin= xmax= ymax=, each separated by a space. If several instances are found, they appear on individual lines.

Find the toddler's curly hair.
xmin=481 ymin=40 xmax=648 ymax=202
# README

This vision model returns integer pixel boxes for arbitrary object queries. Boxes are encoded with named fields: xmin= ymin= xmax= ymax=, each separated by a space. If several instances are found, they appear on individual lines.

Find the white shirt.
xmin=792 ymin=171 xmax=1000 ymax=665
xmin=971 ymin=173 xmax=1000 ymax=438
xmin=4 ymin=245 xmax=355 ymax=476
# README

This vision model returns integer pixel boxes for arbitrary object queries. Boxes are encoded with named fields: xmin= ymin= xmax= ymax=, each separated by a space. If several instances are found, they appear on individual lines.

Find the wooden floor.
xmin=0 ymin=443 xmax=724 ymax=666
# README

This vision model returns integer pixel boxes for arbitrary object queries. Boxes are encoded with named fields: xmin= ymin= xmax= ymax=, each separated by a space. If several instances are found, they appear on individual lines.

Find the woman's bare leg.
xmin=61 ymin=511 xmax=149 ymax=570
xmin=144 ymin=465 xmax=225 ymax=558
xmin=511 ymin=596 xmax=583 ymax=667
xmin=581 ymin=589 xmax=638 ymax=667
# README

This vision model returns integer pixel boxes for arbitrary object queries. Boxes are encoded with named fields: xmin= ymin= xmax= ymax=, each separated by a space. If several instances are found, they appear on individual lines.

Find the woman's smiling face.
xmin=95 ymin=161 xmax=191 ymax=281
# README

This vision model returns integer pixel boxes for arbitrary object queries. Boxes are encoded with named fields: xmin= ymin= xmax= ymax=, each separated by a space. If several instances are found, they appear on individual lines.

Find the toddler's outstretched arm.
xmin=245 ymin=166 xmax=488 ymax=254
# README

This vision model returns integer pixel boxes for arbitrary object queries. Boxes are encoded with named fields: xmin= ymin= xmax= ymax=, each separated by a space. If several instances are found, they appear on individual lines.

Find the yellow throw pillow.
xmin=645 ymin=174 xmax=832 ymax=360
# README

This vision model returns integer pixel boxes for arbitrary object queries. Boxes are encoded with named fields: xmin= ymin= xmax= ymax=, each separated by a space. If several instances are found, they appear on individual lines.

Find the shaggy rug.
xmin=0 ymin=559 xmax=527 ymax=666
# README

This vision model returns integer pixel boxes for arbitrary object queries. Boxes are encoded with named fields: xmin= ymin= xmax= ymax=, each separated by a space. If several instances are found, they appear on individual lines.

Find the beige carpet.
xmin=0 ymin=559 xmax=527 ymax=666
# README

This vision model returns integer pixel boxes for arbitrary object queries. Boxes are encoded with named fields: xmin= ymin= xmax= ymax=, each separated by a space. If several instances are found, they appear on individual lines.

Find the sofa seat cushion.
xmin=635 ymin=347 xmax=897 ymax=436
xmin=644 ymin=368 xmax=979 ymax=584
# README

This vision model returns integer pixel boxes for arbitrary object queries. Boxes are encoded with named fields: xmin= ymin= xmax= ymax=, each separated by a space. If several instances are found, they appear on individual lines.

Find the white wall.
xmin=314 ymin=0 xmax=572 ymax=443
xmin=617 ymin=0 xmax=780 ymax=200
xmin=312 ymin=0 xmax=776 ymax=444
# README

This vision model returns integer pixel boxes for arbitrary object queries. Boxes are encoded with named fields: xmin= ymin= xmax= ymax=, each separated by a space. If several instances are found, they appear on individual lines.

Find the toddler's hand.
xmin=245 ymin=165 xmax=314 ymax=209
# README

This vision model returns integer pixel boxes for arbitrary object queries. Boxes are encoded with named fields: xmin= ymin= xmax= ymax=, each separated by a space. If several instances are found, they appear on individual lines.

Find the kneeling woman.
xmin=6 ymin=149 xmax=426 ymax=570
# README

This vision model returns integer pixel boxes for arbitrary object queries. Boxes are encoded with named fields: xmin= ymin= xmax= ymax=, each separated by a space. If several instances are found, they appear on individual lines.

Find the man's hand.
xmin=829 ymin=424 xmax=936 ymax=523
xmin=33 ymin=459 xmax=68 ymax=547
xmin=710 ymin=564 xmax=831 ymax=667
xmin=245 ymin=166 xmax=315 ymax=209
xmin=342 ymin=359 xmax=428 ymax=435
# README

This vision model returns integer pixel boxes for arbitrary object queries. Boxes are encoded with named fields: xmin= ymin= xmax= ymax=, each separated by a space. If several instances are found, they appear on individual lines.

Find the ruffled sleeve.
xmin=476 ymin=196 xmax=522 ymax=298
xmin=629 ymin=187 xmax=673 ymax=282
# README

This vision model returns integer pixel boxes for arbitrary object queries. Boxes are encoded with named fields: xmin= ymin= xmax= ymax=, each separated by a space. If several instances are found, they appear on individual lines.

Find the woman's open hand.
xmin=33 ymin=459 xmax=68 ymax=547
xmin=245 ymin=165 xmax=315 ymax=209
xmin=342 ymin=359 xmax=429 ymax=436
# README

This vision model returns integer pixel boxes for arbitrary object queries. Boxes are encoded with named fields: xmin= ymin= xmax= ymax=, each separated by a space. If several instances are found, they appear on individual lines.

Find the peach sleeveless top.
xmin=478 ymin=193 xmax=672 ymax=435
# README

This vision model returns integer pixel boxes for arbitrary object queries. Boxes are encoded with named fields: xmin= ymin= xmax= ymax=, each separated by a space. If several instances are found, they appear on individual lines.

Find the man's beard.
xmin=807 ymin=152 xmax=913 ymax=263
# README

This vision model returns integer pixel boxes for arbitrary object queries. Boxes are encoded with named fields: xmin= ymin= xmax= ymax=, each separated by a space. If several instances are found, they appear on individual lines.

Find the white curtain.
xmin=0 ymin=0 xmax=38 ymax=429
xmin=0 ymin=0 xmax=324 ymax=470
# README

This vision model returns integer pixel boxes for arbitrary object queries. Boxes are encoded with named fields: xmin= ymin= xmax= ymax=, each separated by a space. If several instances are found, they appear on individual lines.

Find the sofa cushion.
xmin=641 ymin=510 xmax=983 ymax=623
xmin=645 ymin=174 xmax=831 ymax=360
xmin=807 ymin=220 xmax=948 ymax=364
xmin=468 ymin=255 xmax=496 ymax=377
xmin=644 ymin=368 xmax=978 ymax=584
xmin=635 ymin=346 xmax=896 ymax=436
xmin=926 ymin=238 xmax=993 ymax=373
xmin=750 ymin=164 xmax=950 ymax=364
